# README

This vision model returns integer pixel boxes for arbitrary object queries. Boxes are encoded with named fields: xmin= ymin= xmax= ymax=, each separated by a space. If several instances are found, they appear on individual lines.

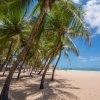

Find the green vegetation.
xmin=0 ymin=0 xmax=90 ymax=99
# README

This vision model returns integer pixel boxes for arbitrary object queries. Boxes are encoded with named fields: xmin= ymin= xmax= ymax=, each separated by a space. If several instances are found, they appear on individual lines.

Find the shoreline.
xmin=55 ymin=68 xmax=100 ymax=71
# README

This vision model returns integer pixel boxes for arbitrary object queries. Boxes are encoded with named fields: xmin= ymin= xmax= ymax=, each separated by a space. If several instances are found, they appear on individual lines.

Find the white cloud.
xmin=77 ymin=56 xmax=88 ymax=62
xmin=77 ymin=56 xmax=100 ymax=62
xmin=90 ymin=56 xmax=100 ymax=61
xmin=83 ymin=0 xmax=100 ymax=34
xmin=72 ymin=0 xmax=80 ymax=3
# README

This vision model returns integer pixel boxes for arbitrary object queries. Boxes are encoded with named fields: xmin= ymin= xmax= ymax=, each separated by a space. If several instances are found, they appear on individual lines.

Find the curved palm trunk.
xmin=38 ymin=57 xmax=49 ymax=75
xmin=2 ymin=56 xmax=11 ymax=77
xmin=0 ymin=41 xmax=13 ymax=71
xmin=23 ymin=63 xmax=27 ymax=73
xmin=2 ymin=64 xmax=8 ymax=77
xmin=0 ymin=1 xmax=52 ymax=99
xmin=30 ymin=62 xmax=37 ymax=76
xmin=40 ymin=55 xmax=54 ymax=89
xmin=40 ymin=38 xmax=62 ymax=89
xmin=17 ymin=54 xmax=27 ymax=80
xmin=51 ymin=50 xmax=62 ymax=81
xmin=38 ymin=52 xmax=53 ymax=75
xmin=38 ymin=67 xmax=44 ymax=75
xmin=30 ymin=67 xmax=34 ymax=76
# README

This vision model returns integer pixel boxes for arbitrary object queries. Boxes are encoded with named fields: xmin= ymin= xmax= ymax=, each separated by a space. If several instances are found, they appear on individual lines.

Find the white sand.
xmin=0 ymin=70 xmax=100 ymax=100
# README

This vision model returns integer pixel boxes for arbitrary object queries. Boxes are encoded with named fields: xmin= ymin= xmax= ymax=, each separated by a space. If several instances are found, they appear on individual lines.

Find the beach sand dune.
xmin=0 ymin=70 xmax=100 ymax=100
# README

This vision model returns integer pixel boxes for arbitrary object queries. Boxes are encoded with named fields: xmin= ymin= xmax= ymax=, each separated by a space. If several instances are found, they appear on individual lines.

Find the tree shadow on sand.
xmin=35 ymin=79 xmax=80 ymax=100
xmin=11 ymin=78 xmax=80 ymax=100
xmin=0 ymin=72 xmax=80 ymax=100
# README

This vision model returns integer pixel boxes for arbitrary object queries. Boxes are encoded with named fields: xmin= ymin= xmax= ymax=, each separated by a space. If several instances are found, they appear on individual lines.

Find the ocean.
xmin=57 ymin=67 xmax=100 ymax=71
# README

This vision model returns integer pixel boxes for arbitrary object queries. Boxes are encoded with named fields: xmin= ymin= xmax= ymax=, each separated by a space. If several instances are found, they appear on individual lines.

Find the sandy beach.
xmin=0 ymin=70 xmax=100 ymax=100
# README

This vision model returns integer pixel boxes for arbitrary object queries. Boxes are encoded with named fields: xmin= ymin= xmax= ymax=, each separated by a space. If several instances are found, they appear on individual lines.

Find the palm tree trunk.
xmin=2 ymin=57 xmax=11 ymax=77
xmin=17 ymin=54 xmax=28 ymax=80
xmin=0 ymin=41 xmax=13 ymax=71
xmin=38 ymin=58 xmax=49 ymax=75
xmin=38 ymin=52 xmax=53 ymax=75
xmin=30 ymin=67 xmax=34 ymax=76
xmin=40 ymin=42 xmax=62 ymax=89
xmin=30 ymin=61 xmax=36 ymax=76
xmin=40 ymin=55 xmax=54 ymax=89
xmin=23 ymin=63 xmax=27 ymax=73
xmin=51 ymin=50 xmax=62 ymax=81
xmin=0 ymin=1 xmax=52 ymax=99
xmin=38 ymin=67 xmax=44 ymax=75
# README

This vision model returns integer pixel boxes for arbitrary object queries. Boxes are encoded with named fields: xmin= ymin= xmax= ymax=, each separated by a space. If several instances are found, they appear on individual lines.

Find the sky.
xmin=31 ymin=0 xmax=100 ymax=69
xmin=57 ymin=0 xmax=100 ymax=69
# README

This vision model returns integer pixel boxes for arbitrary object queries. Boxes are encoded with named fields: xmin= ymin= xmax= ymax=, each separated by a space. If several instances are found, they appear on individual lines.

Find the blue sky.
xmin=31 ymin=0 xmax=100 ymax=69
xmin=57 ymin=0 xmax=100 ymax=69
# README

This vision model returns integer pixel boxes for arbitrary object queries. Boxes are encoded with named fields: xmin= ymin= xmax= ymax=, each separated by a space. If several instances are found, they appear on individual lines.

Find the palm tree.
xmin=51 ymin=50 xmax=62 ymax=81
xmin=39 ymin=0 xmax=90 ymax=89
xmin=51 ymin=36 xmax=79 ymax=81
xmin=0 ymin=0 xmax=33 ymax=71
xmin=0 ymin=0 xmax=55 ymax=99
xmin=0 ymin=0 xmax=91 ymax=99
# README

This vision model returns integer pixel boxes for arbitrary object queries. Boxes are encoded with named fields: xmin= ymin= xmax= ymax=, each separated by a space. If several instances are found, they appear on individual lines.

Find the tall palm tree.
xmin=0 ymin=0 xmax=55 ymax=99
xmin=39 ymin=0 xmax=90 ymax=89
